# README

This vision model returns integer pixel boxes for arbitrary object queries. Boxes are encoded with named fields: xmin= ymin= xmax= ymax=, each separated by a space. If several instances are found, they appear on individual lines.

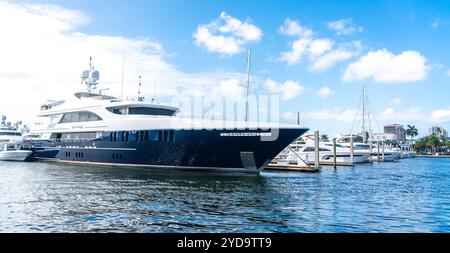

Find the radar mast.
xmin=80 ymin=57 xmax=100 ymax=93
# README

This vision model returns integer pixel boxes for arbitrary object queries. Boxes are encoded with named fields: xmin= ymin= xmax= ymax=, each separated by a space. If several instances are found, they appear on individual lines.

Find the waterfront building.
xmin=383 ymin=124 xmax=406 ymax=141
xmin=429 ymin=125 xmax=448 ymax=138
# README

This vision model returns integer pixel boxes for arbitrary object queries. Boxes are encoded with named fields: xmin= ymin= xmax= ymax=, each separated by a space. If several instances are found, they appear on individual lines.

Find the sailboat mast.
xmin=245 ymin=49 xmax=251 ymax=122
xmin=366 ymin=88 xmax=372 ymax=141
xmin=121 ymin=53 xmax=125 ymax=101
xmin=362 ymin=87 xmax=366 ymax=143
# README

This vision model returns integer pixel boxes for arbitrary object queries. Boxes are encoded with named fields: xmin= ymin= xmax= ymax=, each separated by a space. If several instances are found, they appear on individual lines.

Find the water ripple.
xmin=0 ymin=158 xmax=449 ymax=232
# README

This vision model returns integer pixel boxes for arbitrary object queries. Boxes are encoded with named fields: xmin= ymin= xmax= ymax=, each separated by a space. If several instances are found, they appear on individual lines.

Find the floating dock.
xmin=306 ymin=161 xmax=354 ymax=167
xmin=265 ymin=163 xmax=320 ymax=172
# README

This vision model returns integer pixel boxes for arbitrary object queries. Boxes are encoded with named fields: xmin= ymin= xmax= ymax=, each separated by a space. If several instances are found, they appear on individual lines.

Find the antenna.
xmin=138 ymin=75 xmax=144 ymax=102
xmin=152 ymin=72 xmax=156 ymax=103
xmin=245 ymin=49 xmax=251 ymax=122
xmin=362 ymin=87 xmax=366 ymax=143
xmin=121 ymin=52 xmax=125 ymax=101
xmin=81 ymin=56 xmax=99 ymax=92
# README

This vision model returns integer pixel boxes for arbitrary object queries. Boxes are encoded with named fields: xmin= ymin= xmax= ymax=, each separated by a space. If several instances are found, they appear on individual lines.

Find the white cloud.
xmin=316 ymin=86 xmax=333 ymax=98
xmin=432 ymin=19 xmax=440 ymax=29
xmin=278 ymin=19 xmax=361 ymax=70
xmin=279 ymin=38 xmax=311 ymax=65
xmin=216 ymin=78 xmax=245 ymax=99
xmin=294 ymin=106 xmax=427 ymax=126
xmin=378 ymin=107 xmax=425 ymax=121
xmin=342 ymin=49 xmax=429 ymax=83
xmin=430 ymin=108 xmax=450 ymax=123
xmin=391 ymin=98 xmax=402 ymax=105
xmin=307 ymin=39 xmax=334 ymax=58
xmin=265 ymin=79 xmax=304 ymax=100
xmin=446 ymin=69 xmax=450 ymax=76
xmin=278 ymin=18 xmax=314 ymax=38
xmin=0 ymin=2 xmax=251 ymax=123
xmin=327 ymin=18 xmax=363 ymax=35
xmin=193 ymin=11 xmax=262 ymax=56
xmin=298 ymin=108 xmax=358 ymax=123
xmin=309 ymin=41 xmax=362 ymax=72
xmin=282 ymin=111 xmax=298 ymax=121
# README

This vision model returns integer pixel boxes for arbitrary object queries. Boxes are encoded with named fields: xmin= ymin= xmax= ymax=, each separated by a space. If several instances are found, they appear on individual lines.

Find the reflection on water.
xmin=0 ymin=158 xmax=449 ymax=232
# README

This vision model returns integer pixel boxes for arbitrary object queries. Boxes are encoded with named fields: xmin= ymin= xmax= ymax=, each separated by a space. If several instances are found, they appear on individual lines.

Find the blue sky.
xmin=1 ymin=0 xmax=450 ymax=137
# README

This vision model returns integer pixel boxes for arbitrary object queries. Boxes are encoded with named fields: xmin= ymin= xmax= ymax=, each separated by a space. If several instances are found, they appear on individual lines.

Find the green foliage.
xmin=414 ymin=134 xmax=450 ymax=153
xmin=405 ymin=125 xmax=419 ymax=140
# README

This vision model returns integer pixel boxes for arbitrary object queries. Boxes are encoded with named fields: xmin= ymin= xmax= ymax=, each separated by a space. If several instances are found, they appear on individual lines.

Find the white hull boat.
xmin=289 ymin=150 xmax=371 ymax=164
xmin=369 ymin=151 xmax=400 ymax=162
xmin=0 ymin=150 xmax=32 ymax=161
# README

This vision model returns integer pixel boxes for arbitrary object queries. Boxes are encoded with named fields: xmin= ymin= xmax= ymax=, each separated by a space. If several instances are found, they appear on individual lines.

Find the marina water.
xmin=0 ymin=158 xmax=449 ymax=232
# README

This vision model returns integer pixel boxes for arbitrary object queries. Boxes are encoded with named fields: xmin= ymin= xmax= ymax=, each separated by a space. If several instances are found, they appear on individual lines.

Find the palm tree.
xmin=406 ymin=125 xmax=419 ymax=140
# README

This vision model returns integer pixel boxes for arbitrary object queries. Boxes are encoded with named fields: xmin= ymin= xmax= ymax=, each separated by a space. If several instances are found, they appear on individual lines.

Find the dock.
xmin=416 ymin=155 xmax=450 ymax=158
xmin=306 ymin=161 xmax=354 ymax=167
xmin=265 ymin=162 xmax=320 ymax=172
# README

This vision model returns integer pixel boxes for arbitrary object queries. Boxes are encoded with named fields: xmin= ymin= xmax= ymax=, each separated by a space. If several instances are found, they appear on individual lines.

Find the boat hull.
xmin=27 ymin=128 xmax=308 ymax=173
xmin=369 ymin=152 xmax=401 ymax=162
xmin=0 ymin=150 xmax=32 ymax=161
xmin=290 ymin=151 xmax=371 ymax=163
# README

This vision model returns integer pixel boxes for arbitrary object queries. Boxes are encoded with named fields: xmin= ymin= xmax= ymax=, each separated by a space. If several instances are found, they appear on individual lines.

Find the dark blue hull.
xmin=27 ymin=128 xmax=308 ymax=173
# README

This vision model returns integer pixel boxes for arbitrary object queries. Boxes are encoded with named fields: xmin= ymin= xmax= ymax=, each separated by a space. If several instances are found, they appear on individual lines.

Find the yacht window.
xmin=169 ymin=130 xmax=174 ymax=143
xmin=140 ymin=131 xmax=144 ymax=142
xmin=53 ymin=132 xmax=97 ymax=142
xmin=0 ymin=132 xmax=21 ymax=136
xmin=60 ymin=111 xmax=102 ymax=123
xmin=158 ymin=131 xmax=162 ymax=143
xmin=145 ymin=131 xmax=149 ymax=142
xmin=163 ymin=131 xmax=168 ymax=142
xmin=107 ymin=107 xmax=176 ymax=116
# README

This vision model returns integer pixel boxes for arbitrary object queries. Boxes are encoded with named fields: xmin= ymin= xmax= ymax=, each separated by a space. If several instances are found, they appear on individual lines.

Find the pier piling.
xmin=314 ymin=130 xmax=320 ymax=169
xmin=377 ymin=142 xmax=380 ymax=161
xmin=333 ymin=138 xmax=337 ymax=168
xmin=350 ymin=135 xmax=354 ymax=165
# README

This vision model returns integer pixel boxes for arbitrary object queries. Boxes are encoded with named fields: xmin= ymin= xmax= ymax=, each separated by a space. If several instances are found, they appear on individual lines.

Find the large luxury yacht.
xmin=25 ymin=59 xmax=308 ymax=173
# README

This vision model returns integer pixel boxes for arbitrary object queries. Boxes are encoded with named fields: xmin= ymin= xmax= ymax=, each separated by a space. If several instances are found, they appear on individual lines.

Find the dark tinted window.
xmin=129 ymin=107 xmax=175 ymax=116
xmin=60 ymin=111 xmax=102 ymax=123
xmin=56 ymin=132 xmax=97 ymax=141
xmin=0 ymin=132 xmax=21 ymax=136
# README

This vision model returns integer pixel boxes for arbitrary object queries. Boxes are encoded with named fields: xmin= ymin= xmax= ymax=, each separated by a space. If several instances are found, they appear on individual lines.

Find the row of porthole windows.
xmin=109 ymin=130 xmax=174 ymax=143
xmin=112 ymin=153 xmax=122 ymax=159
xmin=64 ymin=152 xmax=84 ymax=158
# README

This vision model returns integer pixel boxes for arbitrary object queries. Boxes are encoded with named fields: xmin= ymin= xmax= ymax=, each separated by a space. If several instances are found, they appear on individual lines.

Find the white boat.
xmin=0 ymin=125 xmax=32 ymax=161
xmin=285 ymin=133 xmax=371 ymax=164
xmin=0 ymin=144 xmax=32 ymax=161
xmin=354 ymin=143 xmax=400 ymax=162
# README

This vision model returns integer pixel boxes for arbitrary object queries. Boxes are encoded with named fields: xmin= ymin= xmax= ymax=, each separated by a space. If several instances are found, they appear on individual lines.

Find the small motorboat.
xmin=0 ymin=143 xmax=32 ymax=161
